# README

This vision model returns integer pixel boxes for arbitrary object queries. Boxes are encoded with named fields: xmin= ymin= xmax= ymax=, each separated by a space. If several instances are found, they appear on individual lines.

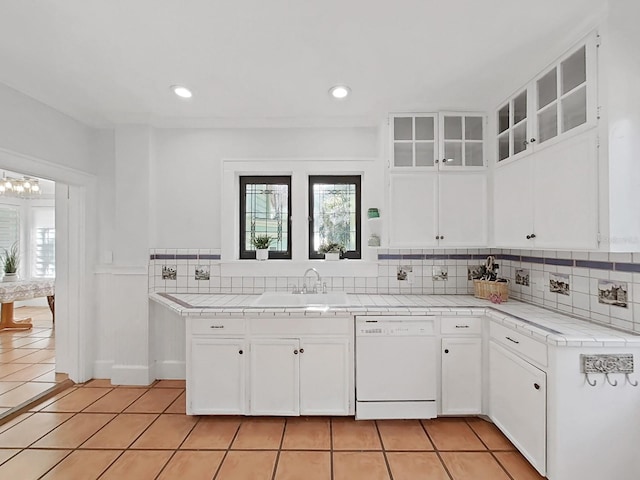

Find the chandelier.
xmin=0 ymin=173 xmax=41 ymax=198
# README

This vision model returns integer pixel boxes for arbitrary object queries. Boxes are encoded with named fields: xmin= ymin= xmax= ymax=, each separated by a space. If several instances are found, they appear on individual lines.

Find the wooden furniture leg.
xmin=0 ymin=302 xmax=33 ymax=331
xmin=47 ymin=295 xmax=55 ymax=324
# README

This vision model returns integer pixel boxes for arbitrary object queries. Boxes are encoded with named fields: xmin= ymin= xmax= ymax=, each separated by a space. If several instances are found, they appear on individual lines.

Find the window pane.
xmin=465 ymin=117 xmax=483 ymax=140
xmin=444 ymin=116 xmax=463 ymax=139
xmin=241 ymin=178 xmax=290 ymax=257
xmin=394 ymin=117 xmax=413 ymax=140
xmin=513 ymin=122 xmax=527 ymax=155
xmin=562 ymin=46 xmax=586 ymax=94
xmin=465 ymin=143 xmax=483 ymax=166
xmin=394 ymin=143 xmax=413 ymax=167
xmin=562 ymin=86 xmax=587 ymax=132
xmin=415 ymin=117 xmax=434 ymax=140
xmin=415 ymin=142 xmax=435 ymax=167
xmin=312 ymin=181 xmax=358 ymax=253
xmin=538 ymin=108 xmax=558 ymax=143
xmin=537 ymin=68 xmax=557 ymax=110
xmin=498 ymin=105 xmax=510 ymax=134
xmin=0 ymin=206 xmax=19 ymax=254
xmin=34 ymin=228 xmax=55 ymax=277
xmin=498 ymin=133 xmax=510 ymax=161
xmin=443 ymin=142 xmax=462 ymax=166
xmin=513 ymin=90 xmax=527 ymax=124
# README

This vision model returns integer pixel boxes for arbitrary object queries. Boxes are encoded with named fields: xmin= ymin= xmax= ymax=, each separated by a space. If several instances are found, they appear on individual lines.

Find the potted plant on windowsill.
xmin=2 ymin=242 xmax=19 ymax=282
xmin=252 ymin=234 xmax=272 ymax=261
xmin=318 ymin=242 xmax=345 ymax=261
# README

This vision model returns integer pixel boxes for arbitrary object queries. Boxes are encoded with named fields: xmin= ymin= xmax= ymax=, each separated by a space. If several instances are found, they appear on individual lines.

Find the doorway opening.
xmin=0 ymin=171 xmax=66 ymax=420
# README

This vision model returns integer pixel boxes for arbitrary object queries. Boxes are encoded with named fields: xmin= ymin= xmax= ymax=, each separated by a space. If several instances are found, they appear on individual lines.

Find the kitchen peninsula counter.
xmin=150 ymin=292 xmax=640 ymax=347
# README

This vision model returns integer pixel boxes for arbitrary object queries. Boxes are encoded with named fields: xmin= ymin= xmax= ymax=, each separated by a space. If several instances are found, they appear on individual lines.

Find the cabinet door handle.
xmin=435 ymin=235 xmax=440 ymax=240
xmin=455 ymin=325 xmax=469 ymax=329
xmin=444 ymin=349 xmax=449 ymax=354
xmin=294 ymin=349 xmax=299 ymax=355
xmin=529 ymin=138 xmax=537 ymax=143
xmin=505 ymin=336 xmax=520 ymax=344
xmin=210 ymin=325 xmax=224 ymax=329
xmin=440 ymin=235 xmax=444 ymax=240
xmin=238 ymin=350 xmax=243 ymax=355
xmin=299 ymin=348 xmax=304 ymax=353
xmin=530 ymin=233 xmax=536 ymax=239
xmin=534 ymin=383 xmax=540 ymax=390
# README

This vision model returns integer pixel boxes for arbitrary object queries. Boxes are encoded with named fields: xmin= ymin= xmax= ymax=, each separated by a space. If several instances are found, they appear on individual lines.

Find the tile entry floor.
xmin=0 ymin=378 xmax=545 ymax=480
xmin=0 ymin=306 xmax=66 ymax=419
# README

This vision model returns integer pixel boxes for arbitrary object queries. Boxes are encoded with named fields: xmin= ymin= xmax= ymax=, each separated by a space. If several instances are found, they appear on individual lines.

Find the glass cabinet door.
xmin=392 ymin=114 xmax=437 ymax=168
xmin=497 ymin=89 xmax=529 ymax=163
xmin=440 ymin=114 xmax=484 ymax=168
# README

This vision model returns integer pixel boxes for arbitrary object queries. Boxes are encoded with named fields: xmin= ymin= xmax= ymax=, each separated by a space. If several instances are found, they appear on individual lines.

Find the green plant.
xmin=251 ymin=234 xmax=272 ymax=250
xmin=2 ymin=242 xmax=19 ymax=274
xmin=318 ymin=242 xmax=345 ymax=254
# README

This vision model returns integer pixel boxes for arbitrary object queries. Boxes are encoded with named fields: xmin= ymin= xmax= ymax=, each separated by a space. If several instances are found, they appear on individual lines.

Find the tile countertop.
xmin=149 ymin=292 xmax=640 ymax=348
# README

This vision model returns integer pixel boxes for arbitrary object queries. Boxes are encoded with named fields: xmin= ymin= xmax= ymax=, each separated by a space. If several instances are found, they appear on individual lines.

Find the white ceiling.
xmin=0 ymin=0 xmax=606 ymax=128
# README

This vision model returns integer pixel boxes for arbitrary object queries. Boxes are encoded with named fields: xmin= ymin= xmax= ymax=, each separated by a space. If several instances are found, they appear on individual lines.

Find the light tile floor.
xmin=0 ymin=307 xmax=67 ymax=419
xmin=0 ymin=377 xmax=546 ymax=480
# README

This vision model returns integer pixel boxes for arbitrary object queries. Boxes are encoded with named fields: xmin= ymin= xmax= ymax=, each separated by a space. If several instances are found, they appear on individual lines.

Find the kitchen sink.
xmin=252 ymin=291 xmax=351 ymax=307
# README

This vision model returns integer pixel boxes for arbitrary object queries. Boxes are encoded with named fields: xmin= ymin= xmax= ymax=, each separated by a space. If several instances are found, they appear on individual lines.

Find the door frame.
xmin=0 ymin=146 xmax=96 ymax=383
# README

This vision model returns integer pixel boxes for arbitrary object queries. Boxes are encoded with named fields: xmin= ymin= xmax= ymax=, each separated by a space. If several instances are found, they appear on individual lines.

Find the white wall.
xmin=151 ymin=127 xmax=380 ymax=249
xmin=0 ymin=83 xmax=97 ymax=175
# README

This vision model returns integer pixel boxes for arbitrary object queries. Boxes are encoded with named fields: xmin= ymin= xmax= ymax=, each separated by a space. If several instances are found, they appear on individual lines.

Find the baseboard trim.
xmin=154 ymin=360 xmax=186 ymax=380
xmin=111 ymin=364 xmax=153 ymax=386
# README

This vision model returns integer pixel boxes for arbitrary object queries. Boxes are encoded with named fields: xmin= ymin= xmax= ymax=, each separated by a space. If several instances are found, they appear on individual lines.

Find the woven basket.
xmin=474 ymin=280 xmax=509 ymax=302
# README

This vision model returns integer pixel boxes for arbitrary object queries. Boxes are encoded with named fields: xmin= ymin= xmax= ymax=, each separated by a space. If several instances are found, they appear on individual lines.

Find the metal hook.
xmin=605 ymin=373 xmax=618 ymax=386
xmin=625 ymin=374 xmax=639 ymax=387
xmin=585 ymin=373 xmax=597 ymax=387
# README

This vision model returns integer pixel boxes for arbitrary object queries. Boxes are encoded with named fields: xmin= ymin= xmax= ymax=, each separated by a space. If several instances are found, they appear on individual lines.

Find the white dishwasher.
xmin=355 ymin=316 xmax=437 ymax=420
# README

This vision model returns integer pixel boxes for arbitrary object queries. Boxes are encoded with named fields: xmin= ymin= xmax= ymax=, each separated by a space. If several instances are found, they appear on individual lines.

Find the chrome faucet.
xmin=302 ymin=268 xmax=321 ymax=294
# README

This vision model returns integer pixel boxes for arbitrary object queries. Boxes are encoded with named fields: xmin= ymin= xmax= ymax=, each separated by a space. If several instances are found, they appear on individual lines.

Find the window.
xmin=33 ymin=228 xmax=55 ymax=277
xmin=239 ymin=176 xmax=291 ymax=259
xmin=308 ymin=176 xmax=361 ymax=259
xmin=0 ymin=206 xmax=19 ymax=257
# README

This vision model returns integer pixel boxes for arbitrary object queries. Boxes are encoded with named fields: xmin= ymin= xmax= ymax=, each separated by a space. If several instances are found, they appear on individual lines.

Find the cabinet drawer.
xmin=490 ymin=322 xmax=547 ymax=367
xmin=441 ymin=317 xmax=482 ymax=335
xmin=190 ymin=318 xmax=246 ymax=335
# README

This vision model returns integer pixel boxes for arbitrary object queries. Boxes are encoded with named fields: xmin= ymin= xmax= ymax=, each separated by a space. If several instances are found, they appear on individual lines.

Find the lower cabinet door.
xmin=441 ymin=337 xmax=482 ymax=414
xmin=188 ymin=337 xmax=246 ymax=415
xmin=250 ymin=339 xmax=300 ymax=415
xmin=490 ymin=341 xmax=546 ymax=475
xmin=299 ymin=337 xmax=350 ymax=415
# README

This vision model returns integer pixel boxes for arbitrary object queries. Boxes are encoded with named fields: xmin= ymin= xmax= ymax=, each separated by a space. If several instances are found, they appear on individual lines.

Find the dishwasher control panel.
xmin=356 ymin=317 xmax=435 ymax=336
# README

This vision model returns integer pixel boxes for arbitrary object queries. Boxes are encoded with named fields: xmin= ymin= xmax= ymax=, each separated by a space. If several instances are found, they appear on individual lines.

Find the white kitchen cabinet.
xmin=389 ymin=173 xmax=438 ymax=247
xmin=389 ymin=172 xmax=487 ymax=247
xmin=390 ymin=112 xmax=485 ymax=169
xmin=489 ymin=341 xmax=546 ymax=476
xmin=493 ymin=129 xmax=598 ymax=249
xmin=188 ymin=338 xmax=246 ymax=415
xmin=250 ymin=336 xmax=350 ymax=416
xmin=299 ymin=337 xmax=350 ymax=415
xmin=250 ymin=338 xmax=300 ymax=415
xmin=441 ymin=337 xmax=482 ymax=415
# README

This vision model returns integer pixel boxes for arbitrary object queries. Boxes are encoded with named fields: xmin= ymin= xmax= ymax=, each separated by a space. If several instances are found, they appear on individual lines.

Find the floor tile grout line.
xmin=374 ymin=420 xmax=395 ymax=480
xmin=419 ymin=419 xmax=455 ymax=480
xmin=152 ymin=409 xmax=201 ymax=480
xmin=329 ymin=417 xmax=334 ymax=480
xmin=270 ymin=417 xmax=288 ymax=480
xmin=211 ymin=418 xmax=243 ymax=480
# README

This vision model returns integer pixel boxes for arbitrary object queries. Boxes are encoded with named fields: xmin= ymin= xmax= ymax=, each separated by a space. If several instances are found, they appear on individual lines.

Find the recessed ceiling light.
xmin=329 ymin=85 xmax=351 ymax=99
xmin=171 ymin=85 xmax=193 ymax=98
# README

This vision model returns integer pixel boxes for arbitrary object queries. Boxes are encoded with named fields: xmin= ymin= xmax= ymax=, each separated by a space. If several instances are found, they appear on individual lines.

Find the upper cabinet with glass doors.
xmin=497 ymin=38 xmax=596 ymax=163
xmin=391 ymin=113 xmax=485 ymax=169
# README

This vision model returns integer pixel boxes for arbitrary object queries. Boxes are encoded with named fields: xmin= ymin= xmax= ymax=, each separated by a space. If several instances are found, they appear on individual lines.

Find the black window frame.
xmin=239 ymin=175 xmax=292 ymax=260
xmin=308 ymin=175 xmax=361 ymax=260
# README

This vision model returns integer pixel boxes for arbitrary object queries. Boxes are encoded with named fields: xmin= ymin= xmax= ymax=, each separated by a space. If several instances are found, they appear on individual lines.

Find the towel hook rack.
xmin=584 ymin=373 xmax=597 ymax=387
xmin=625 ymin=374 xmax=638 ymax=387
xmin=604 ymin=373 xmax=618 ymax=386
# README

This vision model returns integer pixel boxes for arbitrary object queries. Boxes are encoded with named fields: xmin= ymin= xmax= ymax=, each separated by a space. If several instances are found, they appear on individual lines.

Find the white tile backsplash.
xmin=150 ymin=247 xmax=640 ymax=333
